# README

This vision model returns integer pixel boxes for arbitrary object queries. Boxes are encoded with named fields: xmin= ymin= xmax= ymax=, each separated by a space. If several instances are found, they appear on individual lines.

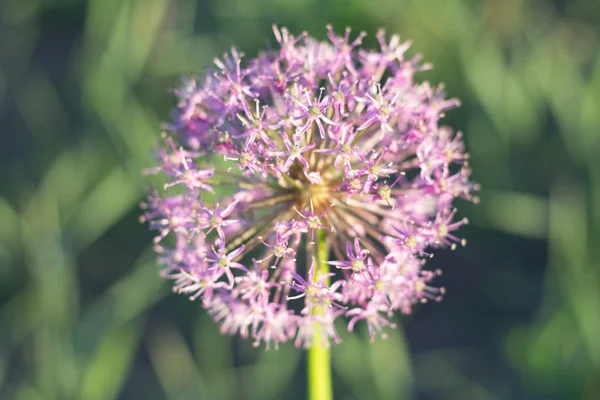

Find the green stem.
xmin=308 ymin=229 xmax=332 ymax=400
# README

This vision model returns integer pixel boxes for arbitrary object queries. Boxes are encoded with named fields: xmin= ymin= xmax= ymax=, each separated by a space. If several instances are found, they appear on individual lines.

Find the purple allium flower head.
xmin=141 ymin=25 xmax=479 ymax=349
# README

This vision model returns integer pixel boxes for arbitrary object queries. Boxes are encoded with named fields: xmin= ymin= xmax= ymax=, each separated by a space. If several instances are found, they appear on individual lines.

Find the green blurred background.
xmin=1 ymin=0 xmax=599 ymax=399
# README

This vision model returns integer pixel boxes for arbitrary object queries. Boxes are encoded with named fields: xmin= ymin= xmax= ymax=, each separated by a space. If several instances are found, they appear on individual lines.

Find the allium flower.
xmin=141 ymin=25 xmax=478 ymax=349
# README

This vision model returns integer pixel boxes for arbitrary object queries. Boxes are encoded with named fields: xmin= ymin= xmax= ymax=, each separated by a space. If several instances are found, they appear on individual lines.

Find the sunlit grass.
xmin=0 ymin=0 xmax=598 ymax=398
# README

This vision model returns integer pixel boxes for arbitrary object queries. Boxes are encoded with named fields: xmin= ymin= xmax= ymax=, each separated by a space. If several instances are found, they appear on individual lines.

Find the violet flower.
xmin=141 ymin=25 xmax=478 ymax=348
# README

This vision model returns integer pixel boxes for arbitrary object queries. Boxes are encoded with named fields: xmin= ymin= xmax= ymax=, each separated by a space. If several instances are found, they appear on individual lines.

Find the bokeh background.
xmin=1 ymin=0 xmax=599 ymax=399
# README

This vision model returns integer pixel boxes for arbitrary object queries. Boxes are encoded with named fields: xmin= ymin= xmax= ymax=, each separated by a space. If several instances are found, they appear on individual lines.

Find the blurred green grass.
xmin=1 ymin=0 xmax=599 ymax=399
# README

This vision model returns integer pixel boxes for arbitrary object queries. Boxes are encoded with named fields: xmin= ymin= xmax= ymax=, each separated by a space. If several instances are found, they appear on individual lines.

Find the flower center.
xmin=219 ymin=257 xmax=230 ymax=268
xmin=405 ymin=236 xmax=417 ymax=249
xmin=351 ymin=259 xmax=365 ymax=272
xmin=273 ymin=244 xmax=286 ymax=258
xmin=438 ymin=224 xmax=448 ymax=238
xmin=211 ymin=215 xmax=223 ymax=227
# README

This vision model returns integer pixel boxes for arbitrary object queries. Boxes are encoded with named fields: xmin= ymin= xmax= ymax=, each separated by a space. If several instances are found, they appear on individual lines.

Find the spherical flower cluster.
xmin=141 ymin=25 xmax=478 ymax=349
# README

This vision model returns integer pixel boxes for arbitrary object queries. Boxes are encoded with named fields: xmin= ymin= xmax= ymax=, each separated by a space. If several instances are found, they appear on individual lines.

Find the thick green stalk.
xmin=308 ymin=229 xmax=332 ymax=400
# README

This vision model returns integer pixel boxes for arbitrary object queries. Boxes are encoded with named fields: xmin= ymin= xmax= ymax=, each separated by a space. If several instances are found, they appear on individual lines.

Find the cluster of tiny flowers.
xmin=141 ymin=25 xmax=478 ymax=349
